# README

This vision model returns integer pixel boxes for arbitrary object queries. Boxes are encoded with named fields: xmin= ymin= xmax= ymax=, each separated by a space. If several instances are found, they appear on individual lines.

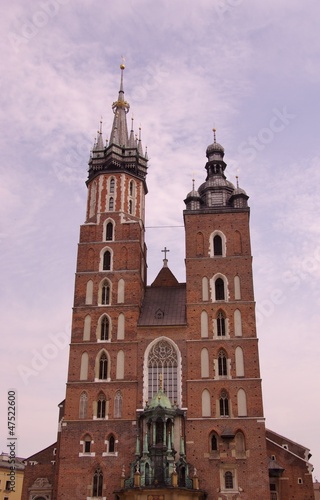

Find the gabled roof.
xmin=266 ymin=429 xmax=312 ymax=467
xmin=138 ymin=285 xmax=186 ymax=326
xmin=139 ymin=264 xmax=186 ymax=326
xmin=25 ymin=442 xmax=57 ymax=462
xmin=266 ymin=428 xmax=311 ymax=456
xmin=151 ymin=265 xmax=180 ymax=287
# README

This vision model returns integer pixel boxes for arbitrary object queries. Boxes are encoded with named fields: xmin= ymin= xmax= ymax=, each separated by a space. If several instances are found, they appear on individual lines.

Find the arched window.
xmin=147 ymin=339 xmax=178 ymax=403
xmin=210 ymin=231 xmax=226 ymax=257
xmin=202 ymin=389 xmax=211 ymax=417
xmin=100 ymin=316 xmax=109 ymax=341
xmin=92 ymin=468 xmax=103 ymax=497
xmin=219 ymin=390 xmax=229 ymax=417
xmin=178 ymin=465 xmax=186 ymax=487
xmin=83 ymin=434 xmax=91 ymax=454
xmin=217 ymin=310 xmax=226 ymax=336
xmin=128 ymin=181 xmax=135 ymax=215
xmin=213 ymin=234 xmax=223 ymax=256
xmin=106 ymin=222 xmax=113 ymax=241
xmin=109 ymin=435 xmax=115 ymax=453
xmin=116 ymin=350 xmax=124 ymax=380
xmin=114 ymin=390 xmax=122 ymax=418
xmin=234 ymin=275 xmax=241 ymax=299
xmin=103 ymin=250 xmax=111 ymax=271
xmin=201 ymin=348 xmax=209 ymax=378
xmin=215 ymin=278 xmax=225 ymax=300
xmin=79 ymin=392 xmax=88 ymax=419
xmin=210 ymin=432 xmax=218 ymax=452
xmin=237 ymin=389 xmax=247 ymax=417
xmin=99 ymin=353 xmax=108 ymax=380
xmin=110 ymin=177 xmax=115 ymax=193
xmin=109 ymin=197 xmax=114 ymax=211
xmin=201 ymin=310 xmax=209 ymax=338
xmin=83 ymin=314 xmax=91 ymax=341
xmin=117 ymin=279 xmax=125 ymax=303
xmin=202 ymin=276 xmax=209 ymax=301
xmin=235 ymin=431 xmax=246 ymax=458
xmin=100 ymin=280 xmax=111 ymax=305
xmin=225 ymin=471 xmax=233 ymax=489
xmin=117 ymin=313 xmax=125 ymax=339
xmin=85 ymin=280 xmax=93 ymax=305
xmin=97 ymin=392 xmax=106 ymax=418
xmin=235 ymin=347 xmax=244 ymax=377
xmin=218 ymin=350 xmax=227 ymax=376
xmin=234 ymin=309 xmax=242 ymax=337
xmin=80 ymin=352 xmax=89 ymax=380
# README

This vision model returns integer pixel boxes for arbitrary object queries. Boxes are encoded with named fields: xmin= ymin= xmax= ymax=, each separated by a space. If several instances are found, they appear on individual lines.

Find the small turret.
xmin=184 ymin=178 xmax=201 ymax=210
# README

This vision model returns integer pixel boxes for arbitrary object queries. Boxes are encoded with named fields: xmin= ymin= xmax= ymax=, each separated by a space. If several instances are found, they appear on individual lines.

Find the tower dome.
xmin=206 ymin=128 xmax=225 ymax=161
xmin=229 ymin=177 xmax=249 ymax=208
xmin=184 ymin=179 xmax=201 ymax=210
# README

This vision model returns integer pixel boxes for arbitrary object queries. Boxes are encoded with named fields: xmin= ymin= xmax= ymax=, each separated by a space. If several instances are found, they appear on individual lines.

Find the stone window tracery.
xmin=147 ymin=339 xmax=178 ymax=403
xmin=92 ymin=468 xmax=103 ymax=497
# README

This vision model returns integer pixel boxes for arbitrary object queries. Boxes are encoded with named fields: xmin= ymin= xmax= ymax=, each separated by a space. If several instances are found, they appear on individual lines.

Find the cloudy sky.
xmin=1 ymin=0 xmax=320 ymax=480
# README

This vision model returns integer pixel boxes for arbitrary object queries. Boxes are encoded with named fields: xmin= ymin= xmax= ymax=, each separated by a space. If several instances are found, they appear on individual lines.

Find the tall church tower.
xmin=53 ymin=68 xmax=269 ymax=499
xmin=55 ymin=65 xmax=150 ymax=498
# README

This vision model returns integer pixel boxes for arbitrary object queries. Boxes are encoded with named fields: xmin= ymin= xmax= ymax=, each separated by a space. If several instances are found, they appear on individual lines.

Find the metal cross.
xmin=161 ymin=247 xmax=170 ymax=259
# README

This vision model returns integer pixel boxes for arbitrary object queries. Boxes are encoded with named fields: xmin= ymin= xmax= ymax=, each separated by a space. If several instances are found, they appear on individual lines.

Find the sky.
xmin=1 ymin=0 xmax=320 ymax=481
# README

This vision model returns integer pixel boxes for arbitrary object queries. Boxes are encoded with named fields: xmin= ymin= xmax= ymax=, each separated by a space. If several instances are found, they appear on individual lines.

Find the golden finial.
xmin=212 ymin=127 xmax=217 ymax=144
xmin=120 ymin=55 xmax=125 ymax=70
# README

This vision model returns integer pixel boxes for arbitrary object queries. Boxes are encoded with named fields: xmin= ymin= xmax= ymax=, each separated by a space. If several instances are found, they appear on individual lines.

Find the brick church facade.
xmin=22 ymin=66 xmax=315 ymax=500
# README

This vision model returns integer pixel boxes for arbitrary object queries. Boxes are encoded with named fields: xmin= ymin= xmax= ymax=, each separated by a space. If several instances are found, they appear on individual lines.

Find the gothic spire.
xmin=110 ymin=63 xmax=130 ymax=147
xmin=87 ymin=65 xmax=148 ymax=185
xmin=128 ymin=116 xmax=136 ymax=148
xmin=95 ymin=119 xmax=104 ymax=150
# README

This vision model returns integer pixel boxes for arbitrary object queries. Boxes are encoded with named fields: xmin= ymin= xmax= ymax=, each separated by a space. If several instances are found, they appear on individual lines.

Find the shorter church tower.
xmin=183 ymin=130 xmax=270 ymax=498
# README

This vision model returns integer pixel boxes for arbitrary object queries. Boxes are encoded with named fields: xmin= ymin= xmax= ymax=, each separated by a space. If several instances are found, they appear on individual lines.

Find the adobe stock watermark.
xmin=7 ymin=0 xmax=70 ymax=52
xmin=255 ymin=245 xmax=320 ymax=328
xmin=238 ymin=107 xmax=296 ymax=162
xmin=131 ymin=62 xmax=169 ymax=102
xmin=52 ymin=137 xmax=91 ymax=184
xmin=214 ymin=0 xmax=243 ymax=21
xmin=17 ymin=325 xmax=70 ymax=385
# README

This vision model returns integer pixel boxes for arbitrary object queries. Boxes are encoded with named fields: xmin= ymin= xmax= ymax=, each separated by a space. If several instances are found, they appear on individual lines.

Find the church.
xmin=22 ymin=65 xmax=315 ymax=500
